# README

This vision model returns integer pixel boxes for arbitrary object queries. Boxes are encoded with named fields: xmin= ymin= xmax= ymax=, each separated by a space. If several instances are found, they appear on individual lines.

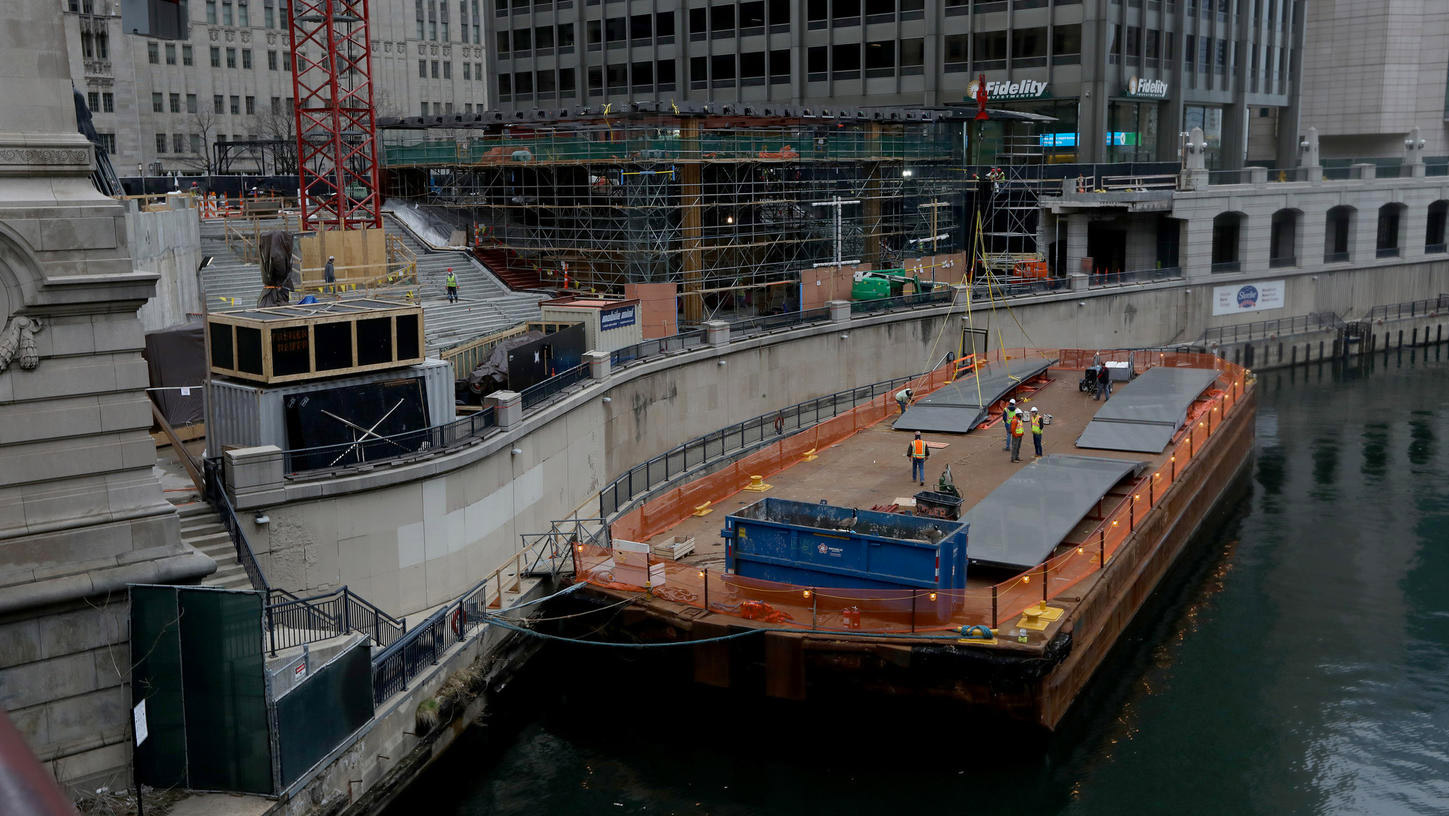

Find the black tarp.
xmin=465 ymin=331 xmax=544 ymax=394
xmin=144 ymin=320 xmax=207 ymax=426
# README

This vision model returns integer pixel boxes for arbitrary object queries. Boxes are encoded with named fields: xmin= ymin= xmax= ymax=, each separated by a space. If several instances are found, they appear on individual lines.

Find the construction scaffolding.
xmin=381 ymin=108 xmax=1047 ymax=320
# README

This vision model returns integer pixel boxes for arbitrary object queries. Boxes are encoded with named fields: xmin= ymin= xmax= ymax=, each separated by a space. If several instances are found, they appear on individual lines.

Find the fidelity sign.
xmin=1126 ymin=76 xmax=1169 ymax=99
xmin=966 ymin=78 xmax=1050 ymax=101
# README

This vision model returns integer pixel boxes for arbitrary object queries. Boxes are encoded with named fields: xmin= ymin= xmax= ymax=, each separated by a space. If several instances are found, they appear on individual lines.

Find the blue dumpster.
xmin=722 ymin=498 xmax=968 ymax=621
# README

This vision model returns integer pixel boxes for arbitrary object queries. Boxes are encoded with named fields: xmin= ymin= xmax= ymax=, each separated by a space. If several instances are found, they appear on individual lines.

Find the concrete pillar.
xmin=1351 ymin=163 xmax=1376 ymax=181
xmin=224 ymin=445 xmax=285 ymax=504
xmin=1248 ymin=166 xmax=1268 ymax=186
xmin=827 ymin=300 xmax=852 ymax=321
xmin=704 ymin=320 xmax=730 ymax=345
xmin=486 ymin=390 xmax=523 ymax=429
xmin=1070 ymin=273 xmax=1089 ymax=291
xmin=1405 ymin=126 xmax=1427 ymax=176
xmin=951 ymin=285 xmax=971 ymax=307
xmin=1066 ymin=213 xmax=1091 ymax=278
xmin=583 ymin=350 xmax=610 ymax=380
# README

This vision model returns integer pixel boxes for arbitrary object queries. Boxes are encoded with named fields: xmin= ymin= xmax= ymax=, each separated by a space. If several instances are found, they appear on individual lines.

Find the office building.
xmin=485 ymin=0 xmax=1305 ymax=168
xmin=61 ymin=0 xmax=493 ymax=175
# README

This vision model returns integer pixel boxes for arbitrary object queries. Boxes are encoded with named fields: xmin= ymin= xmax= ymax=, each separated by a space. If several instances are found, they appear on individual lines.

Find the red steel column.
xmin=288 ymin=0 xmax=382 ymax=230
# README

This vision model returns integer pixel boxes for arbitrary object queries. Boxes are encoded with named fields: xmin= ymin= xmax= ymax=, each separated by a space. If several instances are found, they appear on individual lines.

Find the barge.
xmin=568 ymin=348 xmax=1255 ymax=728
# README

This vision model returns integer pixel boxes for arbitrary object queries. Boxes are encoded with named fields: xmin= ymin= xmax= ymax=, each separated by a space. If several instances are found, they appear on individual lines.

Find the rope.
xmin=483 ymin=615 xmax=767 ymax=648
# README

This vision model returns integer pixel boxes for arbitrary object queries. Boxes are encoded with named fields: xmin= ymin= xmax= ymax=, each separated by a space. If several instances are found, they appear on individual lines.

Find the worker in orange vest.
xmin=905 ymin=431 xmax=930 ymax=486
xmin=1009 ymin=410 xmax=1027 ymax=463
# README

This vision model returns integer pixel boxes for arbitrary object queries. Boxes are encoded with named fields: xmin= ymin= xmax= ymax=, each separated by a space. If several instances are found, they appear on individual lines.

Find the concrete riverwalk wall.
xmin=224 ymin=254 xmax=1449 ymax=620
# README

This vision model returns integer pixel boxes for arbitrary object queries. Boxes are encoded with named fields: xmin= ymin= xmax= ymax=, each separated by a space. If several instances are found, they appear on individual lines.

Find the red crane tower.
xmin=287 ymin=0 xmax=382 ymax=230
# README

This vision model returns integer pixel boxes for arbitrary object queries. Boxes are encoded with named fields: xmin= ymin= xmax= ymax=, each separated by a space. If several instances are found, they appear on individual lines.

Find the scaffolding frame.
xmin=382 ymin=112 xmax=969 ymax=320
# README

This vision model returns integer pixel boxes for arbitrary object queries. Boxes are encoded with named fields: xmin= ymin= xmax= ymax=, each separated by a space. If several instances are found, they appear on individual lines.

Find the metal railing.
xmin=203 ymin=458 xmax=273 ymax=596
xmin=609 ymin=329 xmax=707 ymax=368
xmin=1210 ymin=260 xmax=1242 ymax=273
xmin=264 ymin=586 xmax=406 ymax=655
xmin=1269 ymin=255 xmax=1297 ymax=268
xmin=1200 ymin=311 xmax=1344 ymax=345
xmin=849 ymin=289 xmax=954 ymax=314
xmin=278 ymin=406 xmax=498 ymax=476
xmin=599 ymin=373 xmax=932 ymax=517
xmin=727 ymin=306 xmax=833 ymax=334
xmin=1324 ymin=251 xmax=1351 ymax=263
xmin=370 ymin=518 xmax=586 ymax=705
xmin=1089 ymin=267 xmax=1183 ymax=288
xmin=519 ymin=363 xmax=589 ymax=410
xmin=1365 ymin=294 xmax=1449 ymax=322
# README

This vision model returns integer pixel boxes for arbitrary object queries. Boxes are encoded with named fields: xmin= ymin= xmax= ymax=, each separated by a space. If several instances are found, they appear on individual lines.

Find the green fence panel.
xmin=130 ymin=586 xmax=188 ymax=789
xmin=276 ymin=641 xmax=375 ymax=788
xmin=178 ymin=590 xmax=273 ymax=794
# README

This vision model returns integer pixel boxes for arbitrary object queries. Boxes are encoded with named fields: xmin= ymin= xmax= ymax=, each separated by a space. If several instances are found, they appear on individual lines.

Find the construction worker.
xmin=1030 ymin=406 xmax=1044 ymax=457
xmin=1003 ymin=398 xmax=1018 ymax=451
xmin=324 ymin=255 xmax=336 ymax=284
xmin=445 ymin=267 xmax=459 ymax=303
xmin=895 ymin=387 xmax=914 ymax=415
xmin=1096 ymin=364 xmax=1110 ymax=401
xmin=906 ymin=431 xmax=929 ymax=486
xmin=1009 ymin=409 xmax=1027 ymax=463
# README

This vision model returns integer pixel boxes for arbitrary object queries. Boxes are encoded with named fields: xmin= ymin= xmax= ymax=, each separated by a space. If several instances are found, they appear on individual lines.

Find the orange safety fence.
xmin=589 ymin=350 xmax=1253 ymax=633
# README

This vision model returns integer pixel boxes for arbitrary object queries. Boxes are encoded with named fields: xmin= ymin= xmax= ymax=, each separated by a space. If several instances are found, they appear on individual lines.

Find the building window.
xmin=1426 ymin=201 xmax=1448 ymax=252
xmin=226 ymin=48 xmax=236 ymax=68
xmin=99 ymin=133 xmax=116 ymax=153
xmin=211 ymin=47 xmax=221 ymax=67
xmin=214 ymin=93 xmax=224 ymax=110
xmin=1052 ymin=24 xmax=1081 ymax=62
xmin=170 ymin=92 xmax=181 ymax=112
xmin=440 ymin=0 xmax=449 ymax=40
xmin=496 ymin=30 xmax=509 ymax=53
xmin=831 ymin=43 xmax=858 ymax=78
xmin=222 ymin=0 xmax=233 ymax=24
xmin=283 ymin=51 xmax=291 ymax=70
xmin=156 ymin=133 xmax=168 ymax=153
xmin=900 ymin=38 xmax=923 ymax=72
xmin=463 ymin=61 xmax=471 ymax=79
xmin=431 ymin=60 xmax=439 ymax=78
xmin=1210 ymin=212 xmax=1244 ymax=272
xmin=559 ymin=67 xmax=575 ymax=93
xmin=245 ymin=95 xmax=255 ymax=115
xmin=238 ymin=0 xmax=249 ymax=26
xmin=183 ymin=45 xmax=193 ymax=65
xmin=165 ymin=44 xmax=177 ymax=64
xmin=419 ymin=59 xmax=427 ymax=77
xmin=499 ymin=73 xmax=512 ymax=97
xmin=207 ymin=0 xmax=217 ymax=23
xmin=152 ymin=92 xmax=164 ymax=113
xmin=191 ymin=133 xmax=202 ymax=154
xmin=103 ymin=92 xmax=114 ymax=112
xmin=230 ymin=95 xmax=240 ymax=114
xmin=264 ymin=0 xmax=275 ymax=26
xmin=173 ymin=133 xmax=185 ymax=153
xmin=186 ymin=93 xmax=197 ymax=113
xmin=242 ymin=49 xmax=253 ymax=69
xmin=268 ymin=50 xmax=277 ymax=70
xmin=148 ymin=42 xmax=159 ymax=64
xmin=443 ymin=60 xmax=451 ymax=78
xmin=416 ymin=0 xmax=425 ymax=39
xmin=769 ymin=48 xmax=790 ymax=82
xmin=87 ymin=91 xmax=100 ymax=111
xmin=1325 ymin=206 xmax=1355 ymax=262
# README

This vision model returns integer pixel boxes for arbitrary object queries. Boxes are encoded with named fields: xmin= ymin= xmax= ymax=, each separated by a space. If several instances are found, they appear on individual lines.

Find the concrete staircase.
xmin=176 ymin=500 xmax=253 ymax=591
xmin=198 ymin=216 xmax=548 ymax=355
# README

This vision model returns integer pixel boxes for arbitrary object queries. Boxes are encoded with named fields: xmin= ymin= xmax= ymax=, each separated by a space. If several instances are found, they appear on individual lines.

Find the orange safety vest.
xmin=910 ymin=439 xmax=927 ymax=459
xmin=1012 ymin=417 xmax=1026 ymax=436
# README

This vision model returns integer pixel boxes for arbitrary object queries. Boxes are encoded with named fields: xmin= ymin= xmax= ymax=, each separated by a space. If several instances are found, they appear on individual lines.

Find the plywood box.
xmin=208 ymin=298 xmax=424 ymax=384
xmin=297 ymin=227 xmax=387 ymax=286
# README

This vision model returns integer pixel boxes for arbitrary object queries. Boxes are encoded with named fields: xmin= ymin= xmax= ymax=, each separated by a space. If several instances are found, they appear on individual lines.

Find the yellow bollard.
xmin=743 ymin=474 xmax=772 ymax=492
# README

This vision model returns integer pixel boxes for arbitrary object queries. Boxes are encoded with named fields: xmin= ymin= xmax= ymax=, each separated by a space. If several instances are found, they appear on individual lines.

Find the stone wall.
xmin=131 ymin=198 xmax=203 ymax=332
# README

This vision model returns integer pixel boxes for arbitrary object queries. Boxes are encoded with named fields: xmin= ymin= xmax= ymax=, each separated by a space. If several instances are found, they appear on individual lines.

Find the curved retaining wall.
xmin=226 ymin=258 xmax=1449 ymax=616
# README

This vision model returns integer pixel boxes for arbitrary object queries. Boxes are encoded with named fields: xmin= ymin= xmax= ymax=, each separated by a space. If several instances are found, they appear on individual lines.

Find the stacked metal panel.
xmin=1075 ymin=367 xmax=1219 ymax=453
xmin=892 ymin=356 xmax=1057 ymax=433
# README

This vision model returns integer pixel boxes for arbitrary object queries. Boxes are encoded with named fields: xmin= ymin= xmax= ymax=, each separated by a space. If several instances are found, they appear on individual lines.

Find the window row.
xmin=946 ymin=26 xmax=1080 ymax=65
xmin=153 ymin=133 xmax=204 ymax=154
xmin=1210 ymin=202 xmax=1449 ymax=274
xmin=85 ymin=91 xmax=115 ymax=114
xmin=498 ymin=23 xmax=579 ymax=53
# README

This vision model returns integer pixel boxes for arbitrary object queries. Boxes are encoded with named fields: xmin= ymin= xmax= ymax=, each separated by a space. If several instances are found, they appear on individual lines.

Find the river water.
xmin=388 ymin=348 xmax=1449 ymax=816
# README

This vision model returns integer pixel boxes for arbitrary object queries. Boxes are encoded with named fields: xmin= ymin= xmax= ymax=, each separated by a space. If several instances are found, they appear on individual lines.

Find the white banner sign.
xmin=1212 ymin=280 xmax=1286 ymax=316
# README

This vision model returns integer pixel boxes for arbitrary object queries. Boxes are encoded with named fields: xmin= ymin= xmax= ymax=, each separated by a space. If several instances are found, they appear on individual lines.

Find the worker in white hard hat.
xmin=1030 ymin=406 xmax=1044 ymax=457
xmin=323 ymin=254 xmax=336 ymax=284
xmin=1004 ymin=398 xmax=1018 ymax=451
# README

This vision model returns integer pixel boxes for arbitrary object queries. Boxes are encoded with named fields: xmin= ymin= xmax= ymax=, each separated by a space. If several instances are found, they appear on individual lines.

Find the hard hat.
xmin=1031 ymin=406 xmax=1039 ymax=413
xmin=914 ymin=431 xmax=921 ymax=437
xmin=328 ymin=255 xmax=334 ymax=259
xmin=1009 ymin=398 xmax=1016 ymax=404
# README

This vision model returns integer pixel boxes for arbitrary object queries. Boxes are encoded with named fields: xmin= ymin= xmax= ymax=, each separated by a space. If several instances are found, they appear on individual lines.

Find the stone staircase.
xmin=176 ymin=500 xmax=253 ymax=591
xmin=199 ymin=215 xmax=548 ymax=355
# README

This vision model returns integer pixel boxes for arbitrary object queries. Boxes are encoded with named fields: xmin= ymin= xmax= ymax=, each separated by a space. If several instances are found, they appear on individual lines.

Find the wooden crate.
xmin=207 ymin=298 xmax=425 ymax=384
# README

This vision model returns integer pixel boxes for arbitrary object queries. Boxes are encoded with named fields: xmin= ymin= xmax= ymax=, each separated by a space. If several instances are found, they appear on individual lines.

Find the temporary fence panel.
xmin=276 ymin=639 xmax=375 ymax=788
xmin=130 ymin=585 xmax=273 ymax=795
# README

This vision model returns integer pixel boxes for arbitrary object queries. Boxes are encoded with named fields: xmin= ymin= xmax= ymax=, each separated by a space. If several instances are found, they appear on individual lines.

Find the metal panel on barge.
xmin=721 ymin=498 xmax=968 ymax=620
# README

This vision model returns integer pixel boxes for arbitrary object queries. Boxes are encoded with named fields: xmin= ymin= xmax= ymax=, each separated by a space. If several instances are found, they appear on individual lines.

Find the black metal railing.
xmin=849 ymin=288 xmax=954 ymax=314
xmin=609 ymin=329 xmax=707 ymax=368
xmin=279 ymin=406 xmax=498 ymax=476
xmin=1089 ymin=267 xmax=1183 ymax=288
xmin=1324 ymin=251 xmax=1350 ymax=263
xmin=1210 ymin=260 xmax=1242 ymax=273
xmin=727 ymin=306 xmax=834 ymax=335
xmin=598 ymin=372 xmax=930 ymax=517
xmin=203 ymin=457 xmax=272 ymax=595
xmin=1201 ymin=311 xmax=1344 ymax=345
xmin=263 ymin=586 xmax=405 ymax=654
xmin=1269 ymin=255 xmax=1297 ymax=268
xmin=519 ymin=363 xmax=589 ymax=410
xmin=1365 ymin=294 xmax=1449 ymax=322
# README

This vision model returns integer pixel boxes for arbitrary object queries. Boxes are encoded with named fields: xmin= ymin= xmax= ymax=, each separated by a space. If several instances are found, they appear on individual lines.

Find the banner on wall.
xmin=1212 ymin=280 xmax=1286 ymax=316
